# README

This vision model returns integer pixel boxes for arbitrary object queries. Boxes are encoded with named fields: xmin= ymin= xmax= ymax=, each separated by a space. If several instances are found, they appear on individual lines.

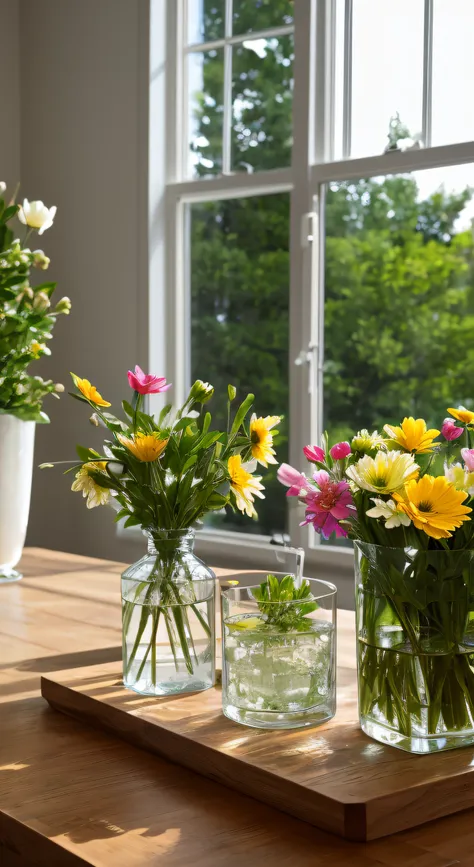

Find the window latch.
xmin=300 ymin=211 xmax=318 ymax=248
xmin=294 ymin=342 xmax=317 ymax=366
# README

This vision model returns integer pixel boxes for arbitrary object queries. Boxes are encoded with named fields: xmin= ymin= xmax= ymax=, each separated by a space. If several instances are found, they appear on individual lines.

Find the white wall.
xmin=20 ymin=0 xmax=150 ymax=562
xmin=0 ymin=0 xmax=20 ymax=189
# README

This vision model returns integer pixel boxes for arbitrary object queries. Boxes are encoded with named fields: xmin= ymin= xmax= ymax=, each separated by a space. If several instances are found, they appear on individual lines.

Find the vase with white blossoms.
xmin=46 ymin=368 xmax=282 ymax=695
xmin=0 ymin=185 xmax=69 ymax=581
xmin=279 ymin=412 xmax=474 ymax=753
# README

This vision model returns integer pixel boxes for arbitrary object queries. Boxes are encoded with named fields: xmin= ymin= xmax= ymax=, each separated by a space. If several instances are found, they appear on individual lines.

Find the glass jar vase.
xmin=221 ymin=573 xmax=337 ymax=729
xmin=121 ymin=529 xmax=215 ymax=696
xmin=355 ymin=542 xmax=474 ymax=753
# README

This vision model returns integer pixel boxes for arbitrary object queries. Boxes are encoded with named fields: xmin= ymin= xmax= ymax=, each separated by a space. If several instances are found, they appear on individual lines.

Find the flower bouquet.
xmin=44 ymin=369 xmax=280 ymax=695
xmin=279 ymin=413 xmax=474 ymax=752
xmin=0 ymin=183 xmax=70 ymax=582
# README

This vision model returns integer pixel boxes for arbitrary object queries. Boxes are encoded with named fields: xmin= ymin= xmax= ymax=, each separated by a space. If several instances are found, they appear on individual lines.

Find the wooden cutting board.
xmin=41 ymin=610 xmax=474 ymax=842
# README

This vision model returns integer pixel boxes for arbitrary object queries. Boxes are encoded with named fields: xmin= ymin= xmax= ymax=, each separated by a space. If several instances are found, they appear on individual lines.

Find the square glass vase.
xmin=221 ymin=573 xmax=337 ymax=730
xmin=355 ymin=542 xmax=474 ymax=754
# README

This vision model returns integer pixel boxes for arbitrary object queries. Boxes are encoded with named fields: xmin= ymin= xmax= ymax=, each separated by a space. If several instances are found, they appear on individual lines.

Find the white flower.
xmin=71 ymin=463 xmax=110 ymax=509
xmin=444 ymin=462 xmax=474 ymax=497
xmin=0 ymin=182 xmax=6 ymax=196
xmin=366 ymin=497 xmax=411 ymax=529
xmin=18 ymin=199 xmax=57 ymax=235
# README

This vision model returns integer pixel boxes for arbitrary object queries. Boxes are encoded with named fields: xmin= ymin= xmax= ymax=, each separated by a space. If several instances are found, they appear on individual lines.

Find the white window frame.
xmin=142 ymin=0 xmax=474 ymax=581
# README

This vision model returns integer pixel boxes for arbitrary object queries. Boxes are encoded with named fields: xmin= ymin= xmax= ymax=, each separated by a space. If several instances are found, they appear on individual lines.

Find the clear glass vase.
xmin=221 ymin=573 xmax=337 ymax=729
xmin=121 ymin=529 xmax=216 ymax=696
xmin=355 ymin=542 xmax=474 ymax=753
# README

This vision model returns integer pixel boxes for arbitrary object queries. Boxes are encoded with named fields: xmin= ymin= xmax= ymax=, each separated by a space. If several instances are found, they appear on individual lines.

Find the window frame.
xmin=148 ymin=0 xmax=474 ymax=575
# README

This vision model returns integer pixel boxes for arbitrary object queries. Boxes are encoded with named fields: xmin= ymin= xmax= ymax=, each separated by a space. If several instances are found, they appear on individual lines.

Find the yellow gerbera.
xmin=448 ymin=407 xmax=474 ymax=425
xmin=346 ymin=450 xmax=419 ymax=495
xmin=72 ymin=374 xmax=111 ymax=407
xmin=71 ymin=461 xmax=110 ymax=509
xmin=228 ymin=455 xmax=264 ymax=518
xmin=394 ymin=475 xmax=471 ymax=540
xmin=249 ymin=414 xmax=280 ymax=466
xmin=383 ymin=417 xmax=439 ymax=454
xmin=118 ymin=432 xmax=168 ymax=463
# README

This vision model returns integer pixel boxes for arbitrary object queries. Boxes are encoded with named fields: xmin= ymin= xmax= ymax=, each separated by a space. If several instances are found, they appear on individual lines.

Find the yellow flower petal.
xmin=249 ymin=414 xmax=280 ymax=467
xmin=118 ymin=432 xmax=168 ymax=462
xmin=383 ymin=417 xmax=439 ymax=454
xmin=393 ymin=475 xmax=471 ymax=539
xmin=448 ymin=407 xmax=474 ymax=425
xmin=228 ymin=454 xmax=264 ymax=518
xmin=73 ymin=375 xmax=111 ymax=407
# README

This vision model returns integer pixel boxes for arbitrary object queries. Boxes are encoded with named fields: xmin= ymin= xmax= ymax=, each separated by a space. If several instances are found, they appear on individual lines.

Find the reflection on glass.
xmin=188 ymin=49 xmax=224 ymax=178
xmin=323 ymin=165 xmax=474 ymax=444
xmin=349 ymin=0 xmax=424 ymax=158
xmin=233 ymin=0 xmax=293 ymax=35
xmin=187 ymin=0 xmax=225 ymax=45
xmin=432 ymin=0 xmax=474 ymax=146
xmin=189 ymin=194 xmax=290 ymax=535
xmin=231 ymin=35 xmax=293 ymax=172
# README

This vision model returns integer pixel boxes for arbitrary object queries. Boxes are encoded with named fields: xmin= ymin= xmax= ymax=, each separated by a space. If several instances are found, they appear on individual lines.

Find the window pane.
xmin=348 ymin=0 xmax=424 ymax=158
xmin=432 ymin=0 xmax=474 ymax=146
xmin=187 ymin=0 xmax=225 ymax=45
xmin=323 ymin=165 xmax=474 ymax=448
xmin=232 ymin=0 xmax=293 ymax=36
xmin=188 ymin=48 xmax=224 ymax=178
xmin=189 ymin=194 xmax=290 ymax=535
xmin=232 ymin=35 xmax=293 ymax=172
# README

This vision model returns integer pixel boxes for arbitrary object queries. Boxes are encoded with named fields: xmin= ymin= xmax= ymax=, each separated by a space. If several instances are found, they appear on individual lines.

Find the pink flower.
xmin=441 ymin=418 xmax=464 ymax=441
xmin=127 ymin=365 xmax=172 ymax=396
xmin=330 ymin=441 xmax=351 ymax=460
xmin=303 ymin=444 xmax=325 ymax=464
xmin=461 ymin=448 xmax=474 ymax=472
xmin=300 ymin=470 xmax=354 ymax=540
xmin=277 ymin=463 xmax=308 ymax=497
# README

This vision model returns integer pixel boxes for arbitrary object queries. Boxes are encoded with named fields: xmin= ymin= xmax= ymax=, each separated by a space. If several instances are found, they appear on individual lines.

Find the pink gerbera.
xmin=300 ymin=470 xmax=354 ymax=539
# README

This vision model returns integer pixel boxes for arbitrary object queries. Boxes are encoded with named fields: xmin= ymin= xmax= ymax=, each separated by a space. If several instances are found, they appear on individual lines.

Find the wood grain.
xmin=0 ymin=547 xmax=468 ymax=865
xmin=41 ymin=614 xmax=474 ymax=843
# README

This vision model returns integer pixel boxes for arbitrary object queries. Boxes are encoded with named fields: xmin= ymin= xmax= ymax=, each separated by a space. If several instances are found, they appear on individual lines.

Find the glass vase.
xmin=121 ymin=529 xmax=216 ymax=696
xmin=355 ymin=542 xmax=474 ymax=753
xmin=221 ymin=574 xmax=337 ymax=729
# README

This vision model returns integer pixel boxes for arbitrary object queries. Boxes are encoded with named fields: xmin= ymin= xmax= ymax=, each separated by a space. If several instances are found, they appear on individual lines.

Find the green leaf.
xmin=230 ymin=393 xmax=254 ymax=436
xmin=1 ymin=204 xmax=19 ymax=222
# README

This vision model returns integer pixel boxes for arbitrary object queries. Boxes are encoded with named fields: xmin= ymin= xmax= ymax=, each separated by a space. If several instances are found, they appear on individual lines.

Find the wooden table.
xmin=1 ymin=548 xmax=473 ymax=866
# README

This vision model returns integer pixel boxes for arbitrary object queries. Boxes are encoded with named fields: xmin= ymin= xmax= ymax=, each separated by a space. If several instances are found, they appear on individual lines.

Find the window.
xmin=160 ymin=0 xmax=474 ymax=566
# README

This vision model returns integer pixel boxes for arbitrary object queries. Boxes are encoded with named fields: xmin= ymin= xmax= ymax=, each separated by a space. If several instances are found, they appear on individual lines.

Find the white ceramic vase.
xmin=0 ymin=414 xmax=35 ymax=582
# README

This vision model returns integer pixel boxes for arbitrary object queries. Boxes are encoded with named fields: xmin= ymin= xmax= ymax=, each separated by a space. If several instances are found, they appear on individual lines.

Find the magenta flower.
xmin=300 ymin=470 xmax=354 ymax=539
xmin=462 ymin=448 xmax=474 ymax=472
xmin=127 ymin=365 xmax=172 ymax=396
xmin=330 ymin=441 xmax=351 ymax=460
xmin=277 ymin=463 xmax=308 ymax=497
xmin=441 ymin=418 xmax=464 ymax=441
xmin=303 ymin=444 xmax=325 ymax=464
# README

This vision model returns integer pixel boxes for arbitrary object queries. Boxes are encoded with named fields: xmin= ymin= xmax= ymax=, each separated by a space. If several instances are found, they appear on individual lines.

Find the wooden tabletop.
xmin=1 ymin=548 xmax=473 ymax=866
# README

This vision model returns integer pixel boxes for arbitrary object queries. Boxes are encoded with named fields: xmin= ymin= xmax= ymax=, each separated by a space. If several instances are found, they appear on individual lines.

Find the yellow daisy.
xmin=249 ymin=414 xmax=280 ymax=466
xmin=448 ymin=407 xmax=474 ymax=425
xmin=228 ymin=455 xmax=264 ymax=518
xmin=72 ymin=374 xmax=111 ymax=407
xmin=383 ymin=417 xmax=440 ymax=454
xmin=71 ymin=461 xmax=110 ymax=509
xmin=394 ymin=475 xmax=471 ymax=540
xmin=118 ymin=432 xmax=168 ymax=463
xmin=346 ymin=450 xmax=419 ymax=495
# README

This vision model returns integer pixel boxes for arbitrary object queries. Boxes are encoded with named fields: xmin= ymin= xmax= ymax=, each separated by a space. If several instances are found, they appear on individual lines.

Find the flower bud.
xmin=0 ymin=182 xmax=6 ymax=197
xmin=33 ymin=250 xmax=50 ymax=270
xmin=89 ymin=412 xmax=100 ymax=427
xmin=33 ymin=291 xmax=51 ymax=312
xmin=16 ymin=383 xmax=26 ymax=395
xmin=54 ymin=296 xmax=72 ymax=315
xmin=228 ymin=384 xmax=237 ymax=401
xmin=54 ymin=382 xmax=65 ymax=393
xmin=188 ymin=379 xmax=214 ymax=404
